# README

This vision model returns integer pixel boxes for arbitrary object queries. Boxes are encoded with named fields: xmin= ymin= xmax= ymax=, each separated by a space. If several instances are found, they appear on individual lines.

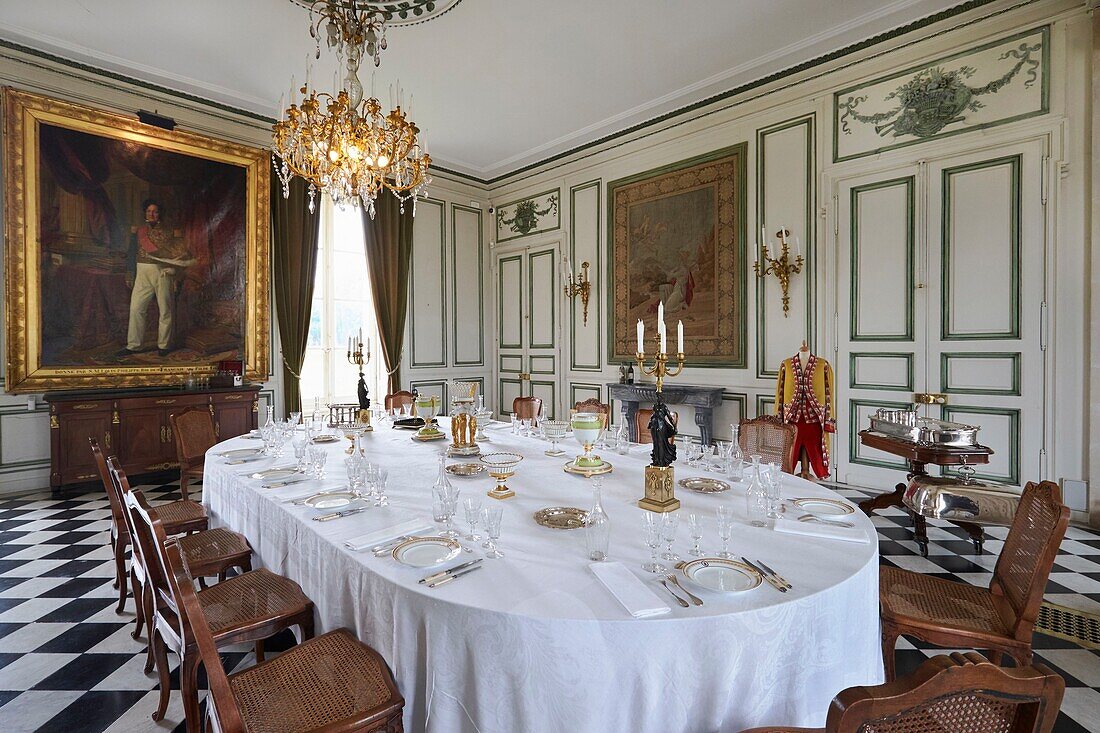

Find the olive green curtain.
xmin=271 ymin=177 xmax=321 ymax=417
xmin=361 ymin=195 xmax=415 ymax=395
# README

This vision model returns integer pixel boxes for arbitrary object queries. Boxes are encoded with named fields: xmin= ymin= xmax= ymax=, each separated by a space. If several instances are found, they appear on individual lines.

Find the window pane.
xmin=332 ymin=205 xmax=365 ymax=252
xmin=299 ymin=347 xmax=326 ymax=408
xmin=333 ymin=251 xmax=367 ymax=300
xmin=306 ymin=299 xmax=323 ymax=348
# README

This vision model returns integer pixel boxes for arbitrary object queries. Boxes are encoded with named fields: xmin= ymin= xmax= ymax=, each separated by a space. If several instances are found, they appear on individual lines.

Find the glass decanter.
xmin=728 ymin=423 xmax=744 ymax=480
xmin=745 ymin=456 xmax=768 ymax=527
xmin=584 ymin=477 xmax=610 ymax=562
xmin=433 ymin=454 xmax=454 ymax=496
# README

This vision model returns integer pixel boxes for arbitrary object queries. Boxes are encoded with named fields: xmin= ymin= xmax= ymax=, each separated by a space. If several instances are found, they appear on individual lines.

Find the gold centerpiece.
xmin=448 ymin=381 xmax=480 ymax=456
xmin=480 ymin=452 xmax=523 ymax=500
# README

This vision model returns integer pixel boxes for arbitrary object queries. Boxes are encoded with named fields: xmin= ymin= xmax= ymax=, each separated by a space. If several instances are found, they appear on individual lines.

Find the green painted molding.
xmin=496 ymin=254 xmax=523 ymax=349
xmin=940 ymin=352 xmax=1022 ymax=396
xmin=848 ymin=397 xmax=912 ymax=470
xmin=569 ymin=179 xmax=603 ymax=372
xmin=529 ymin=355 xmax=556 ymax=375
xmin=849 ymin=176 xmax=915 ymax=342
xmin=755 ymin=394 xmax=776 ymax=418
xmin=409 ymin=379 xmax=449 ymax=407
xmin=568 ymin=382 xmax=603 ymax=408
xmin=833 ymin=26 xmax=1050 ymax=163
xmin=528 ymin=379 xmax=557 ymax=419
xmin=409 ymin=198 xmax=447 ymax=368
xmin=942 ymin=404 xmax=1020 ymax=484
xmin=849 ymin=352 xmax=915 ymax=392
xmin=450 ymin=203 xmax=485 ymax=367
xmin=605 ymin=141 xmax=748 ymax=369
xmin=755 ymin=113 xmax=816 ymax=379
xmin=941 ymin=154 xmax=1021 ymax=341
xmin=497 ymin=377 xmax=522 ymax=415
xmin=498 ymin=353 xmax=523 ymax=373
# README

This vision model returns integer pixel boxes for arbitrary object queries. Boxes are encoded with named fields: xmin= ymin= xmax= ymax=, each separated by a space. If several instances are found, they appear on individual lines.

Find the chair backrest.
xmin=512 ymin=396 xmax=544 ymax=424
xmin=169 ymin=408 xmax=217 ymax=466
xmin=122 ymin=479 xmax=186 ymax=644
xmin=824 ymin=652 xmax=1063 ymax=733
xmin=738 ymin=415 xmax=796 ymax=473
xmin=634 ymin=408 xmax=678 ymax=445
xmin=90 ymin=438 xmax=126 ymax=534
xmin=385 ymin=391 xmax=415 ymax=412
xmin=106 ymin=456 xmax=148 ymax=584
xmin=991 ymin=481 xmax=1070 ymax=637
xmin=574 ymin=398 xmax=610 ymax=422
xmin=162 ymin=538 xmax=248 ymax=733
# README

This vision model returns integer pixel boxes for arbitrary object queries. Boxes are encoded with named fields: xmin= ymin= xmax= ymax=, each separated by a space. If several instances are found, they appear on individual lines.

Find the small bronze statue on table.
xmin=639 ymin=396 xmax=680 ymax=513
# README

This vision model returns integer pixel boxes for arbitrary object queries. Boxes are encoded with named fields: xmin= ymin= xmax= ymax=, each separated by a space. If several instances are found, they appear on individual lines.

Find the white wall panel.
xmin=410 ymin=200 xmax=446 ymax=368
xmin=851 ymin=179 xmax=914 ymax=341
xmin=569 ymin=181 xmax=601 ymax=371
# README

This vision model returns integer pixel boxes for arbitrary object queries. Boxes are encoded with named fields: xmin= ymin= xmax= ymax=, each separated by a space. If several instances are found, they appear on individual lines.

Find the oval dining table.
xmin=203 ymin=416 xmax=883 ymax=733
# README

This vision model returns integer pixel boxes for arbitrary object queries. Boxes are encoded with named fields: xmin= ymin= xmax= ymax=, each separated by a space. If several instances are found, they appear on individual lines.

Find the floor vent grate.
xmin=1035 ymin=601 xmax=1100 ymax=649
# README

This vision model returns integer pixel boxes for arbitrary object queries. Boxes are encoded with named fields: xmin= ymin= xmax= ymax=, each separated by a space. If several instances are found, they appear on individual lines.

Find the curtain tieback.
xmin=383 ymin=347 xmax=404 ymax=376
xmin=282 ymin=355 xmax=303 ymax=380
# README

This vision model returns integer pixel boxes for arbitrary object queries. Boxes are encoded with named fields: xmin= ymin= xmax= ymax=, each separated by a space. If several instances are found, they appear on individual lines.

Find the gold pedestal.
xmin=638 ymin=465 xmax=680 ymax=513
xmin=357 ymin=409 xmax=373 ymax=431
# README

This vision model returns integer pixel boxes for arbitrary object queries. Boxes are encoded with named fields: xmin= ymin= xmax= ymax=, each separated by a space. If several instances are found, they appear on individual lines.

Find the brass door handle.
xmin=913 ymin=392 xmax=947 ymax=405
xmin=166 ymin=426 xmax=172 ymax=443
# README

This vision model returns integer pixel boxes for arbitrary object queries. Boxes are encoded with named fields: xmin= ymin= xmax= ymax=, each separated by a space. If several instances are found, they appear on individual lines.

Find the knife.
xmin=249 ymin=466 xmax=296 ymax=479
xmin=313 ymin=506 xmax=368 ymax=522
xmin=369 ymin=535 xmax=417 ymax=555
xmin=419 ymin=558 xmax=482 ymax=584
xmin=263 ymin=477 xmax=310 ymax=489
xmin=757 ymin=560 xmax=792 ymax=590
xmin=427 ymin=563 xmax=483 ymax=588
xmin=741 ymin=556 xmax=786 ymax=593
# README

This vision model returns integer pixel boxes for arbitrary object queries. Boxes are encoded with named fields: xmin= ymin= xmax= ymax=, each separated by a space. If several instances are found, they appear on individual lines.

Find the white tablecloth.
xmin=203 ymin=419 xmax=882 ymax=733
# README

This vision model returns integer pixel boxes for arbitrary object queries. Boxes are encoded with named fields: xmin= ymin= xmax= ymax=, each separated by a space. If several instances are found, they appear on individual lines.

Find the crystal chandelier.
xmin=273 ymin=1 xmax=458 ymax=216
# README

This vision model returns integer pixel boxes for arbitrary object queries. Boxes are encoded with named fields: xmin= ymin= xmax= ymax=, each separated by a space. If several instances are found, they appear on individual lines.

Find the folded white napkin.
xmin=344 ymin=520 xmax=434 ymax=551
xmin=774 ymin=516 xmax=870 ymax=544
xmin=589 ymin=561 xmax=671 ymax=618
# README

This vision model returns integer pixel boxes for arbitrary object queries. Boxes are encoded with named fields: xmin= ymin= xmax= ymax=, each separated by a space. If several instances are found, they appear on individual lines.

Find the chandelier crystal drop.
xmin=274 ymin=1 xmax=440 ymax=217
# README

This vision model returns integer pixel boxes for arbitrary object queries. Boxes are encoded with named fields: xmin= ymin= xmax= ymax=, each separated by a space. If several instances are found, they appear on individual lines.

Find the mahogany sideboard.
xmin=45 ymin=385 xmax=260 ymax=493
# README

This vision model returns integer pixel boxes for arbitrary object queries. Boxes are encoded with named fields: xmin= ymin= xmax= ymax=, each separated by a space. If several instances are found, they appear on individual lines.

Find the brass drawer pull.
xmin=104 ymin=431 xmax=111 ymax=449
xmin=73 ymin=404 xmax=100 ymax=410
xmin=154 ymin=399 xmax=177 ymax=405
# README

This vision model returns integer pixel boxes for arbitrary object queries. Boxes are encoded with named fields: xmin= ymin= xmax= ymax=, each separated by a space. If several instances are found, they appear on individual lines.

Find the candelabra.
xmin=754 ymin=227 xmax=804 ymax=317
xmin=635 ymin=337 xmax=685 ymax=394
xmin=635 ymin=319 xmax=685 ymax=513
xmin=563 ymin=260 xmax=591 ymax=327
xmin=346 ymin=330 xmax=372 ymax=428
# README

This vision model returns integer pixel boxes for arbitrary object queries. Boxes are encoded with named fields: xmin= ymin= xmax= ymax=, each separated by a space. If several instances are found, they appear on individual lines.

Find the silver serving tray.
xmin=903 ymin=475 xmax=1021 ymax=526
xmin=868 ymin=415 xmax=980 ymax=448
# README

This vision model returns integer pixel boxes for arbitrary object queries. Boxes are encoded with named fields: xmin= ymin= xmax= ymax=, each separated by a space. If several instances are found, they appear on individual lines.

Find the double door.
xmin=495 ymin=242 xmax=561 ymax=418
xmin=831 ymin=138 xmax=1047 ymax=489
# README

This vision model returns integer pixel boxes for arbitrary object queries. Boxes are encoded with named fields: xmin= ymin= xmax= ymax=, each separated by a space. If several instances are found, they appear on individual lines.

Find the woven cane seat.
xmin=178 ymin=528 xmax=250 ymax=571
xmin=199 ymin=569 xmax=311 ymax=635
xmin=156 ymin=499 xmax=208 ymax=532
xmin=880 ymin=566 xmax=1009 ymax=636
xmin=228 ymin=629 xmax=401 ymax=733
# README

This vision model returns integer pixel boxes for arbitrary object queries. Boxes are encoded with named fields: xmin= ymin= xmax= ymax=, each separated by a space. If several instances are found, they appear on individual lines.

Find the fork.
xmin=666 ymin=574 xmax=703 ymax=605
xmin=658 ymin=579 xmax=689 ymax=608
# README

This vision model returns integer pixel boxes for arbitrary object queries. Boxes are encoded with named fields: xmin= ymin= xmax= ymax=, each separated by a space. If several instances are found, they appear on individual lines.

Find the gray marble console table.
xmin=606 ymin=383 xmax=724 ymax=445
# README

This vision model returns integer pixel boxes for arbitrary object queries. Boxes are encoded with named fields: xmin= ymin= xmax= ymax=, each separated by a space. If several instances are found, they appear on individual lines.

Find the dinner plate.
xmin=532 ymin=506 xmax=588 ymax=530
xmin=789 ymin=497 xmax=855 ymax=517
xmin=445 ymin=463 xmax=485 ymax=476
xmin=311 ymin=434 xmax=340 ymax=444
xmin=219 ymin=448 xmax=263 ymax=460
xmin=679 ymin=558 xmax=762 ymax=593
xmin=391 ymin=537 xmax=460 ymax=568
xmin=678 ymin=477 xmax=730 ymax=493
xmin=301 ymin=491 xmax=360 ymax=510
xmin=249 ymin=468 xmax=298 ymax=481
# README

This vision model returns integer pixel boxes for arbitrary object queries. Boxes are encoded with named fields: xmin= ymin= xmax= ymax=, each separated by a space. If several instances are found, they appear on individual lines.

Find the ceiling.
xmin=0 ymin=0 xmax=969 ymax=181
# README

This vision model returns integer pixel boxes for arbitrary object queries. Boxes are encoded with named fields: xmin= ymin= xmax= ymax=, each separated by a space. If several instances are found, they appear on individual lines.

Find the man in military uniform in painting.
xmin=116 ymin=198 xmax=189 ymax=358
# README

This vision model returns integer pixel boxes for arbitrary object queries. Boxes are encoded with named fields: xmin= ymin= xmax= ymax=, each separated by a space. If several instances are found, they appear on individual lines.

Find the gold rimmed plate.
xmin=249 ymin=468 xmax=298 ymax=481
xmin=789 ymin=497 xmax=855 ymax=517
xmin=679 ymin=558 xmax=762 ymax=593
xmin=533 ymin=506 xmax=588 ymax=530
xmin=219 ymin=448 xmax=263 ymax=460
xmin=391 ymin=537 xmax=460 ymax=568
xmin=563 ymin=459 xmax=613 ymax=477
xmin=311 ymin=434 xmax=340 ymax=444
xmin=678 ymin=477 xmax=730 ymax=494
xmin=445 ymin=463 xmax=485 ymax=477
xmin=301 ymin=491 xmax=360 ymax=511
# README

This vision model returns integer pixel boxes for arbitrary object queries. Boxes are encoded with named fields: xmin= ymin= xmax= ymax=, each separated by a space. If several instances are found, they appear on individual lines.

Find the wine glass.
xmin=520 ymin=418 xmax=532 ymax=437
xmin=308 ymin=445 xmax=327 ymax=479
xmin=463 ymin=497 xmax=483 ymax=541
xmin=482 ymin=505 xmax=504 ymax=558
xmin=716 ymin=506 xmax=735 ymax=559
xmin=687 ymin=512 xmax=704 ymax=557
xmin=289 ymin=410 xmax=302 ymax=427
xmin=641 ymin=513 xmax=667 ymax=573
xmin=660 ymin=513 xmax=679 ymax=562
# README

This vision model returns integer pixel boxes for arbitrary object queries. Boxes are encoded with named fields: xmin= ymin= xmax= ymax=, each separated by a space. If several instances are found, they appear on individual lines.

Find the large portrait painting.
xmin=608 ymin=143 xmax=746 ymax=367
xmin=3 ymin=88 xmax=269 ymax=392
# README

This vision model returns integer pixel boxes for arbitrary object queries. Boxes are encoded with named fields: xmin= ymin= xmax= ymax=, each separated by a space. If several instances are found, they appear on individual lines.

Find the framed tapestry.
xmin=3 ymin=88 xmax=270 ymax=393
xmin=607 ymin=143 xmax=746 ymax=367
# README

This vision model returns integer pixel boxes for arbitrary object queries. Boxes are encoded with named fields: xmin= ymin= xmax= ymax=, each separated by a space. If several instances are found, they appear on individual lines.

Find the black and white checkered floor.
xmin=0 ymin=481 xmax=1098 ymax=733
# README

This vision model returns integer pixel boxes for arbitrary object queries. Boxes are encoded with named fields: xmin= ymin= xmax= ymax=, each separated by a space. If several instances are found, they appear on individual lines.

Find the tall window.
xmin=299 ymin=197 xmax=386 ymax=413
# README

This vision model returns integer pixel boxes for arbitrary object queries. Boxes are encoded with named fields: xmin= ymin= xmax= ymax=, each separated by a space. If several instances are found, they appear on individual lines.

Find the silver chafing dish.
xmin=868 ymin=408 xmax=980 ymax=448
xmin=903 ymin=468 xmax=1022 ymax=527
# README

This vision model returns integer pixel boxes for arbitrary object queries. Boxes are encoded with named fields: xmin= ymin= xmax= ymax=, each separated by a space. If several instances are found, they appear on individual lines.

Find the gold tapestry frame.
xmin=3 ymin=88 xmax=270 ymax=392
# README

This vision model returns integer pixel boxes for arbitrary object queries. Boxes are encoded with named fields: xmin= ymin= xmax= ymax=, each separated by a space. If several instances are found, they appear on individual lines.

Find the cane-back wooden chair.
xmin=573 ymin=398 xmax=611 ymax=424
xmin=740 ymin=652 xmax=1064 ymax=733
xmin=127 ymin=487 xmax=314 ymax=732
xmin=92 ymin=438 xmax=210 ymax=615
xmin=738 ymin=415 xmax=796 ymax=473
xmin=512 ymin=396 xmax=544 ymax=425
xmin=880 ymin=481 xmax=1070 ymax=681
xmin=169 ymin=408 xmax=217 ymax=501
xmin=634 ymin=408 xmax=679 ymax=445
xmin=384 ymin=390 xmax=415 ymax=413
xmin=162 ymin=540 xmax=404 ymax=733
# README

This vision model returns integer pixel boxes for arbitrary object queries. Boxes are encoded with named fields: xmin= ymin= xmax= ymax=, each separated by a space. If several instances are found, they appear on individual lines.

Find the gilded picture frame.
xmin=3 ymin=88 xmax=270 ymax=393
xmin=607 ymin=143 xmax=747 ymax=367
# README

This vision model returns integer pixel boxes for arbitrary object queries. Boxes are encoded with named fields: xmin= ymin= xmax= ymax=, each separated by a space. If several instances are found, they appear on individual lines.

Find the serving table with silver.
xmin=204 ymin=417 xmax=881 ymax=733
xmin=607 ymin=382 xmax=724 ymax=445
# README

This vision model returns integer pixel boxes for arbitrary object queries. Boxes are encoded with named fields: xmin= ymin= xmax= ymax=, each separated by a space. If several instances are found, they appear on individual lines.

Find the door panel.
xmin=120 ymin=408 xmax=167 ymax=467
xmin=57 ymin=413 xmax=112 ymax=476
xmin=850 ymin=177 xmax=915 ymax=341
xmin=214 ymin=403 xmax=251 ymax=442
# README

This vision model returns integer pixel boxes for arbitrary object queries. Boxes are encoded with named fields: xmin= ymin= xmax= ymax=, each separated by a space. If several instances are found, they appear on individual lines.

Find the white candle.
xmin=795 ymin=236 xmax=802 ymax=257
xmin=366 ymin=337 xmax=371 ymax=358
xmin=636 ymin=320 xmax=644 ymax=355
xmin=657 ymin=300 xmax=664 ymax=332
xmin=780 ymin=227 xmax=788 ymax=246
xmin=347 ymin=336 xmax=351 ymax=354
xmin=660 ymin=327 xmax=667 ymax=355
xmin=761 ymin=226 xmax=767 ymax=250
xmin=359 ymin=327 xmax=363 ymax=345
xmin=677 ymin=320 xmax=684 ymax=353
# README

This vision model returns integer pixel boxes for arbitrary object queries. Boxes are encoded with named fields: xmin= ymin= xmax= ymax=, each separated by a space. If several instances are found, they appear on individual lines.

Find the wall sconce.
xmin=563 ymin=260 xmax=592 ymax=326
xmin=754 ymin=227 xmax=804 ymax=317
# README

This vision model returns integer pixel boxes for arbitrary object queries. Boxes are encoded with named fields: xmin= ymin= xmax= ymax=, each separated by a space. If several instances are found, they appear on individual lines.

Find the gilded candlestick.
xmin=754 ymin=228 xmax=804 ymax=317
